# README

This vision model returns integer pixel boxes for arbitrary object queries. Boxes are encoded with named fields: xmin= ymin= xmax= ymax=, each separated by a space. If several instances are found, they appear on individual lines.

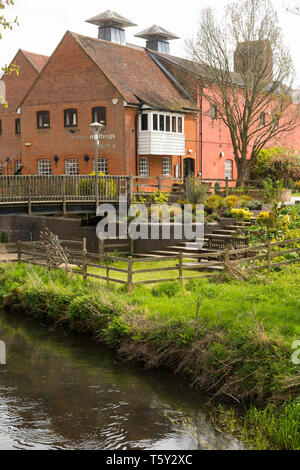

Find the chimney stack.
xmin=135 ymin=25 xmax=179 ymax=54
xmin=86 ymin=9 xmax=137 ymax=45
xmin=234 ymin=40 xmax=273 ymax=80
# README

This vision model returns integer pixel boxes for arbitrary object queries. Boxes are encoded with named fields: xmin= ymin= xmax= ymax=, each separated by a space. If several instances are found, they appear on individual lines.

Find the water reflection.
xmin=0 ymin=310 xmax=242 ymax=450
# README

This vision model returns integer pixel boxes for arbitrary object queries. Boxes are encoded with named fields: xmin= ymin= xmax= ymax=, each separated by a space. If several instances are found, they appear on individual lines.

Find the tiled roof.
xmin=151 ymin=50 xmax=244 ymax=86
xmin=70 ymin=32 xmax=198 ymax=111
xmin=21 ymin=50 xmax=49 ymax=72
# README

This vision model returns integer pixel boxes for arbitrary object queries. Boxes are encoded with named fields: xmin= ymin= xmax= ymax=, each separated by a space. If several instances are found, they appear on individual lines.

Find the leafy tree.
xmin=252 ymin=147 xmax=300 ymax=188
xmin=187 ymin=0 xmax=300 ymax=186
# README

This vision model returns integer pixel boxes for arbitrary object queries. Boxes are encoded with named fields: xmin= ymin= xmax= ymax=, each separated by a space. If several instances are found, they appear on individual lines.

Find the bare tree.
xmin=284 ymin=0 xmax=300 ymax=15
xmin=187 ymin=0 xmax=300 ymax=186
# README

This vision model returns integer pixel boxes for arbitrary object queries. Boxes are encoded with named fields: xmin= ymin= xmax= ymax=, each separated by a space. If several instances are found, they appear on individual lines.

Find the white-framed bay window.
xmin=139 ymin=157 xmax=149 ymax=177
xmin=38 ymin=159 xmax=52 ymax=175
xmin=139 ymin=110 xmax=186 ymax=157
xmin=140 ymin=112 xmax=185 ymax=134
xmin=162 ymin=157 xmax=171 ymax=176
xmin=65 ymin=159 xmax=79 ymax=176
xmin=93 ymin=158 xmax=108 ymax=175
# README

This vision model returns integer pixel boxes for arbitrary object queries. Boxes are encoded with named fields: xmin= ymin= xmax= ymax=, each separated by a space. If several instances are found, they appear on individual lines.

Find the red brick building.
xmin=0 ymin=49 xmax=48 ymax=175
xmin=1 ymin=9 xmax=300 ymax=181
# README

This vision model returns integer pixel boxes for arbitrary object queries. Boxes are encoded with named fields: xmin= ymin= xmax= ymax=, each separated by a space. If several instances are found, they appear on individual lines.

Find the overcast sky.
xmin=1 ymin=0 xmax=300 ymax=86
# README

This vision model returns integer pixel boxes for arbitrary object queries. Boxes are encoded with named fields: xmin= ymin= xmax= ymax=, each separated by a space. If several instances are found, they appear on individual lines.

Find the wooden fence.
xmin=1 ymin=237 xmax=299 ymax=292
xmin=0 ymin=175 xmax=129 ymax=205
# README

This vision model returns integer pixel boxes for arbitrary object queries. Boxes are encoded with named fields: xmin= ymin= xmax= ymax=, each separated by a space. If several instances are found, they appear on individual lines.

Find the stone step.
xmin=211 ymin=230 xmax=236 ymax=235
xmin=149 ymin=250 xmax=188 ymax=256
xmin=206 ymin=233 xmax=233 ymax=239
xmin=183 ymin=263 xmax=224 ymax=272
xmin=167 ymin=245 xmax=204 ymax=252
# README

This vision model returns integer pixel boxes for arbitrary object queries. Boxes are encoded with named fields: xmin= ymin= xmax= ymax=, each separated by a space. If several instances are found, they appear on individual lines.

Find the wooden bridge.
xmin=0 ymin=175 xmax=185 ymax=215
xmin=0 ymin=175 xmax=130 ymax=215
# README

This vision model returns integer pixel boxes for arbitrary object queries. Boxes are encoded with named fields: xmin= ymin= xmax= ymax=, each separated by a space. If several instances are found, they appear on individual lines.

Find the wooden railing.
xmin=132 ymin=176 xmax=184 ymax=194
xmin=0 ymin=175 xmax=129 ymax=206
xmin=1 ymin=237 xmax=298 ymax=292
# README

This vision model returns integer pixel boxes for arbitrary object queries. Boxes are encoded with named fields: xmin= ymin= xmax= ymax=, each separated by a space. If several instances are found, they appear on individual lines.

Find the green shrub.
xmin=186 ymin=176 xmax=209 ymax=204
xmin=77 ymin=172 xmax=117 ymax=198
xmin=225 ymin=195 xmax=239 ymax=208
xmin=205 ymin=195 xmax=225 ymax=212
xmin=231 ymin=208 xmax=253 ymax=222
xmin=102 ymin=317 xmax=131 ymax=349
xmin=0 ymin=233 xmax=8 ymax=243
xmin=252 ymin=147 xmax=300 ymax=189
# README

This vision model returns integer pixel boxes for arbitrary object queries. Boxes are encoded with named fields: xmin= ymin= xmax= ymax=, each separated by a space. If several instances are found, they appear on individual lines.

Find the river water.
xmin=0 ymin=310 xmax=242 ymax=450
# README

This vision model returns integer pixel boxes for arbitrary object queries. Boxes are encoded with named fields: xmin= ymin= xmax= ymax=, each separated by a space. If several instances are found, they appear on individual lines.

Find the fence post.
xmin=127 ymin=256 xmax=133 ymax=292
xmin=82 ymin=237 xmax=87 ymax=281
xmin=225 ymin=177 xmax=229 ymax=197
xmin=106 ymin=253 xmax=110 ymax=286
xmin=179 ymin=251 xmax=183 ymax=282
xmin=129 ymin=237 xmax=134 ymax=256
xmin=158 ymin=176 xmax=162 ymax=192
xmin=128 ymin=174 xmax=133 ymax=202
xmin=17 ymin=240 xmax=22 ymax=263
xmin=28 ymin=176 xmax=32 ymax=216
xmin=99 ymin=239 xmax=105 ymax=257
xmin=62 ymin=176 xmax=67 ymax=216
xmin=267 ymin=239 xmax=271 ymax=273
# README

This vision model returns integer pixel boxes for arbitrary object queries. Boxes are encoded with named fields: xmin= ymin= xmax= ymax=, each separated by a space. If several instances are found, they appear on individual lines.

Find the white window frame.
xmin=139 ymin=157 xmax=149 ymax=177
xmin=140 ymin=111 xmax=185 ymax=134
xmin=38 ymin=159 xmax=52 ymax=176
xmin=162 ymin=157 xmax=171 ymax=176
xmin=225 ymin=160 xmax=233 ymax=180
xmin=93 ymin=158 xmax=108 ymax=175
xmin=65 ymin=159 xmax=79 ymax=176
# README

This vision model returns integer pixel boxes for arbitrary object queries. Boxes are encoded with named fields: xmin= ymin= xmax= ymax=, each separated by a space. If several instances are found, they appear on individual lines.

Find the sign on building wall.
xmin=70 ymin=133 xmax=117 ymax=150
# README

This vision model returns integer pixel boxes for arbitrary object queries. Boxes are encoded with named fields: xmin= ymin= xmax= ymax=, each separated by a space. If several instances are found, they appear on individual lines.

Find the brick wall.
xmin=0 ymin=51 xmax=40 ymax=169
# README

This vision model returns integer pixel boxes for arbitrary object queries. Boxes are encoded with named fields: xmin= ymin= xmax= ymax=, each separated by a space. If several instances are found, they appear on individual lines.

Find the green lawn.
xmin=0 ymin=262 xmax=299 ymax=449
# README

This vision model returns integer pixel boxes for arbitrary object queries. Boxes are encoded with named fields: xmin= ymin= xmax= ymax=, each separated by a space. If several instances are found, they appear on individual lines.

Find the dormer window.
xmin=37 ymin=111 xmax=50 ymax=129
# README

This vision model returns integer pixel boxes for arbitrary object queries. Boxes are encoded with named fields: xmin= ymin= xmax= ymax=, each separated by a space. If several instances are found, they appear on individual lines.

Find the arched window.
xmin=38 ymin=159 xmax=52 ymax=175
xmin=65 ymin=159 xmax=79 ymax=176
xmin=139 ymin=157 xmax=149 ymax=177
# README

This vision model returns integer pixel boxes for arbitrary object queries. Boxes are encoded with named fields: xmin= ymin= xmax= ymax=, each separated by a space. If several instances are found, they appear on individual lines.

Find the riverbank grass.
xmin=0 ymin=262 xmax=299 ymax=449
